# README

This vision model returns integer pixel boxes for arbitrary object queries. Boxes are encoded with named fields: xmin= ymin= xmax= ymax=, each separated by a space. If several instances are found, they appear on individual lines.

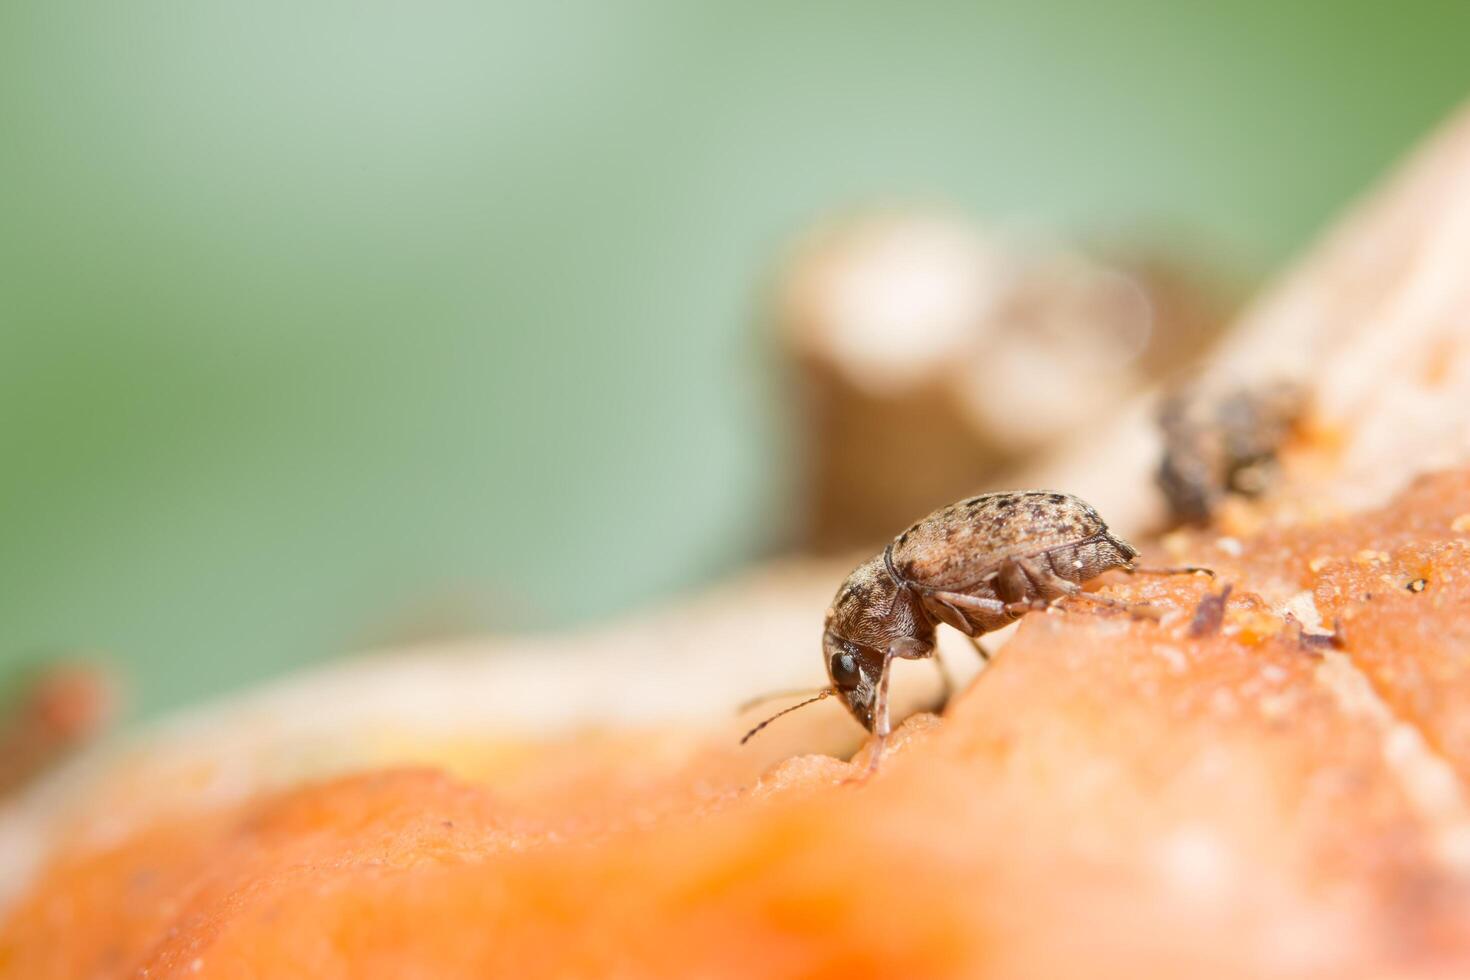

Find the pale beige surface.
xmin=1025 ymin=100 xmax=1470 ymax=536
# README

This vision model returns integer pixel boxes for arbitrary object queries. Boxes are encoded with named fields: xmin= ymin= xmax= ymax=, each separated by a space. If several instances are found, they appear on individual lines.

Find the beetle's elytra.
xmin=743 ymin=490 xmax=1204 ymax=773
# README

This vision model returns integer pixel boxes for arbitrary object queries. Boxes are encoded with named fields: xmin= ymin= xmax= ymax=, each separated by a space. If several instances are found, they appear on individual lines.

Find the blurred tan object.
xmin=1027 ymin=103 xmax=1470 ymax=536
xmin=779 ymin=210 xmax=1228 ymax=551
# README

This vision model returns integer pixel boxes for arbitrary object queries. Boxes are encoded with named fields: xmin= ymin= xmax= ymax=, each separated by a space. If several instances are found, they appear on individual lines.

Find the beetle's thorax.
xmin=825 ymin=552 xmax=935 ymax=652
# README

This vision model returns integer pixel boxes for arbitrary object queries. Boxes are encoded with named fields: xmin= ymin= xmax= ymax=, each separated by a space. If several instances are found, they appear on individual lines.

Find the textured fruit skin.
xmin=8 ymin=470 xmax=1470 ymax=975
xmin=11 ymin=472 xmax=1470 ymax=980
xmin=823 ymin=491 xmax=1138 ymax=733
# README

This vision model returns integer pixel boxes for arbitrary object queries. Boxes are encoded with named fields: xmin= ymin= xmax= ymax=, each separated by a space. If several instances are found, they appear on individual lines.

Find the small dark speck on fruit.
xmin=1187 ymin=583 xmax=1233 ymax=638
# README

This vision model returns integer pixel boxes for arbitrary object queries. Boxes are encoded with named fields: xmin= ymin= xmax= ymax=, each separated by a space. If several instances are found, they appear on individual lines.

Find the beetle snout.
xmin=824 ymin=632 xmax=879 ymax=732
xmin=1110 ymin=533 xmax=1140 ymax=563
xmin=842 ymin=687 xmax=876 ymax=732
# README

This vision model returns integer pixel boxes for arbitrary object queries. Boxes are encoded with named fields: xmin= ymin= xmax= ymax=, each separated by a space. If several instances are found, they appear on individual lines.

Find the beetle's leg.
xmin=1066 ymin=592 xmax=1131 ymax=612
xmin=1126 ymin=564 xmax=1215 ymax=578
xmin=1007 ymin=557 xmax=1149 ymax=617
xmin=870 ymin=656 xmax=893 ymax=771
xmin=850 ymin=650 xmax=896 ymax=783
xmin=966 ymin=634 xmax=993 ymax=663
xmin=922 ymin=595 xmax=975 ymax=634
xmin=925 ymin=590 xmax=1009 ymax=618
xmin=930 ymin=648 xmax=955 ymax=709
xmin=1011 ymin=556 xmax=1081 ymax=600
xmin=1064 ymin=592 xmax=1163 ymax=620
xmin=995 ymin=558 xmax=1032 ymax=605
xmin=887 ymin=635 xmax=932 ymax=660
xmin=928 ymin=589 xmax=1040 ymax=623
xmin=1016 ymin=554 xmax=1122 ymax=608
xmin=1012 ymin=556 xmax=1164 ymax=620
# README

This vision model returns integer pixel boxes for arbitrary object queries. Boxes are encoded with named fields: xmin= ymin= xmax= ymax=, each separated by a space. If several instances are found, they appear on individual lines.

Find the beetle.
xmin=742 ymin=490 xmax=1204 ymax=774
xmin=1156 ymin=381 xmax=1304 ymax=524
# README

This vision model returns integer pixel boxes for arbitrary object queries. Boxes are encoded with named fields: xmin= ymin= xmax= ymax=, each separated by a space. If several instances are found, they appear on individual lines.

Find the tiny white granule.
xmin=1154 ymin=646 xmax=1187 ymax=674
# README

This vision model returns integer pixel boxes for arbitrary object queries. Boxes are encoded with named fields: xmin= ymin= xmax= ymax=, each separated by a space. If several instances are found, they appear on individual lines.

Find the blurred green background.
xmin=2 ymin=1 xmax=1468 ymax=719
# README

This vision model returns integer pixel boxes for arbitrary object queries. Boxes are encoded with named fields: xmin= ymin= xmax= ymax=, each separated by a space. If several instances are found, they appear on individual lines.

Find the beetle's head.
xmin=1108 ymin=533 xmax=1140 ymax=566
xmin=737 ymin=622 xmax=885 ymax=747
xmin=823 ymin=630 xmax=883 ymax=731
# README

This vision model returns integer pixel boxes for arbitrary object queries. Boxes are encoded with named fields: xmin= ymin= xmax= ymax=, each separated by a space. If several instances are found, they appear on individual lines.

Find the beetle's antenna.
xmin=738 ymin=687 xmax=831 ymax=712
xmin=740 ymin=690 xmax=834 ymax=745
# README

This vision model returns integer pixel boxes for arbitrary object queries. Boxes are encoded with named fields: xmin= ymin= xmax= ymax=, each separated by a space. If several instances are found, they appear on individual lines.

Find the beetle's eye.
xmin=830 ymin=649 xmax=861 ymax=688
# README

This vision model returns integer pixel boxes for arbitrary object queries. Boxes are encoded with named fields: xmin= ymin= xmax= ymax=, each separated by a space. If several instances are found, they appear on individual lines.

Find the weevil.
xmin=741 ymin=490 xmax=1206 ymax=775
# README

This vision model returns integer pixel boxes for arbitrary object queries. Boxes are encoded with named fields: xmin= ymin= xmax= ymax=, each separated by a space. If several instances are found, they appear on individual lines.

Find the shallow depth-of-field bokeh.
xmin=3 ymin=1 xmax=1469 ymax=718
